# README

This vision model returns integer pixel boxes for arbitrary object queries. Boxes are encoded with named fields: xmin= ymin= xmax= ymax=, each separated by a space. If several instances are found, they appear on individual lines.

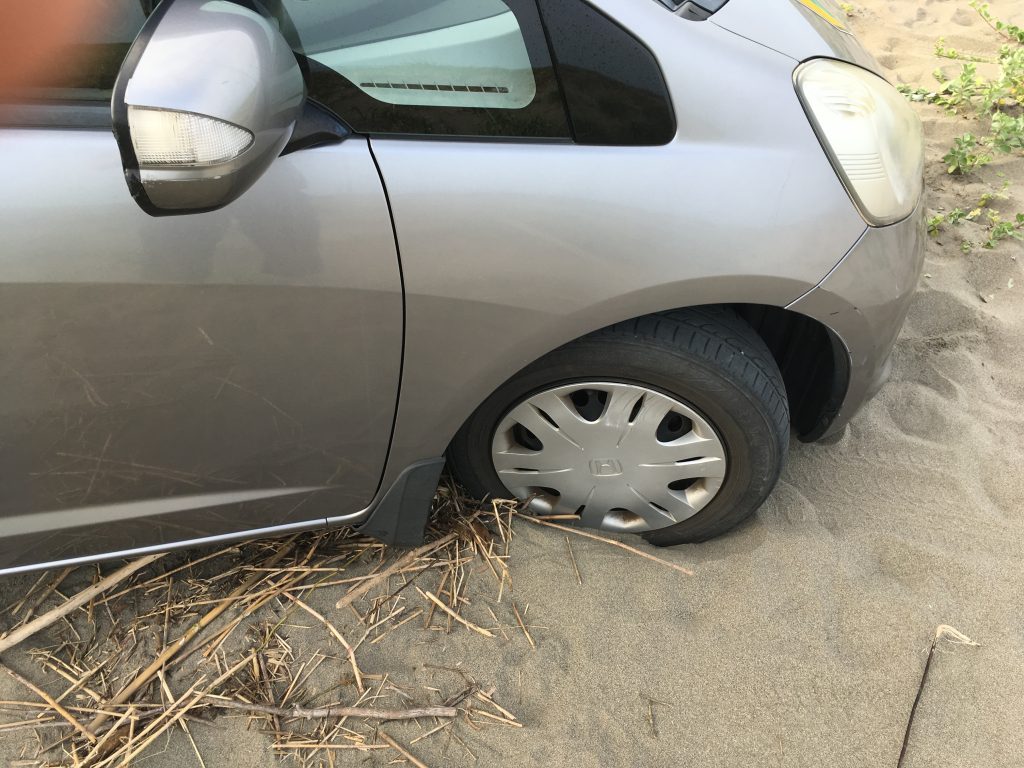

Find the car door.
xmin=0 ymin=1 xmax=403 ymax=571
xmin=274 ymin=0 xmax=691 ymax=476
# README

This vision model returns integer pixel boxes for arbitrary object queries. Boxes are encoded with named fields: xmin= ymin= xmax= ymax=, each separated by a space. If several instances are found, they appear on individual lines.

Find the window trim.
xmin=0 ymin=100 xmax=111 ymax=130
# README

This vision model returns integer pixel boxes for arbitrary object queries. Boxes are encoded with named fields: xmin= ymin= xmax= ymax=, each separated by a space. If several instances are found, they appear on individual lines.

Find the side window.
xmin=278 ymin=0 xmax=570 ymax=140
xmin=0 ymin=1 xmax=153 ymax=104
xmin=536 ymin=0 xmax=676 ymax=146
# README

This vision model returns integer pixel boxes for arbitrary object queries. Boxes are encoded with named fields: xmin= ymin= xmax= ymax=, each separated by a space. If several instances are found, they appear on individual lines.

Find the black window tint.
xmin=0 ymin=1 xmax=154 ymax=103
xmin=537 ymin=0 xmax=676 ymax=146
xmin=277 ymin=0 xmax=570 ymax=140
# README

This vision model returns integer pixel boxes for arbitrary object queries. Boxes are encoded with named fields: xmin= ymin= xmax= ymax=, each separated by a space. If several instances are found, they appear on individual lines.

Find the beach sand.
xmin=2 ymin=1 xmax=1022 ymax=766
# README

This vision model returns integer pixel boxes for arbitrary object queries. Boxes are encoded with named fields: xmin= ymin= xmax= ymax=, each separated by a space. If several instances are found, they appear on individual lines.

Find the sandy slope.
xmin=2 ymin=2 xmax=1023 ymax=767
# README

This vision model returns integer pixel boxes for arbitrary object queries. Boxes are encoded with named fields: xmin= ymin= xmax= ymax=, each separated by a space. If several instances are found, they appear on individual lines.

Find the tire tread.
xmin=598 ymin=307 xmax=789 ymax=446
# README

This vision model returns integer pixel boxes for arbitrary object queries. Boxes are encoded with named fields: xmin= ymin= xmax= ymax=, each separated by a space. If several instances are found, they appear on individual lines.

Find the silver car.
xmin=0 ymin=0 xmax=923 ymax=574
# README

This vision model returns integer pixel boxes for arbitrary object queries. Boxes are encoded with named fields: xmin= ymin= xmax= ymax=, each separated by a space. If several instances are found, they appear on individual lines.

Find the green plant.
xmin=971 ymin=1 xmax=1024 ymax=45
xmin=944 ymin=133 xmax=993 ymax=174
xmin=901 ymin=2 xmax=1023 ymax=255
xmin=897 ymin=84 xmax=937 ymax=102
xmin=934 ymin=38 xmax=991 ymax=63
xmin=931 ymin=62 xmax=982 ymax=112
xmin=977 ymin=181 xmax=1011 ymax=208
xmin=907 ymin=4 xmax=1024 ymax=176
xmin=978 ymin=44 xmax=1024 ymax=111
xmin=928 ymin=207 xmax=970 ymax=235
xmin=982 ymin=213 xmax=1024 ymax=249
xmin=927 ymin=184 xmax=1019 ymax=253
xmin=990 ymin=112 xmax=1024 ymax=153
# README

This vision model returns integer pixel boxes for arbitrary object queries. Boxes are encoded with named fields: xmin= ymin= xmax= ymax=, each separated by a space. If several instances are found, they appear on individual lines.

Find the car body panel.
xmin=711 ymin=0 xmax=879 ymax=71
xmin=367 ymin=4 xmax=867 ymax=486
xmin=788 ymin=201 xmax=927 ymax=434
xmin=0 ymin=128 xmax=403 ymax=571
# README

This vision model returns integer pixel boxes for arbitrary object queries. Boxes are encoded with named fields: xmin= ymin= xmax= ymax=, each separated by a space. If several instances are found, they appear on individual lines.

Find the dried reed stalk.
xmin=516 ymin=513 xmax=694 ymax=575
xmin=90 ymin=652 xmax=256 ymax=768
xmin=511 ymin=602 xmax=535 ymax=649
xmin=86 ymin=543 xmax=295 ymax=733
xmin=0 ymin=554 xmax=165 ymax=656
xmin=334 ymin=532 xmax=458 ymax=610
xmin=282 ymin=593 xmax=364 ymax=693
xmin=199 ymin=696 xmax=456 ymax=721
xmin=0 ymin=663 xmax=96 ymax=743
xmin=897 ymin=625 xmax=980 ymax=768
xmin=379 ymin=731 xmax=431 ymax=768
xmin=3 ymin=490 xmax=528 ymax=765
xmin=416 ymin=588 xmax=494 ymax=638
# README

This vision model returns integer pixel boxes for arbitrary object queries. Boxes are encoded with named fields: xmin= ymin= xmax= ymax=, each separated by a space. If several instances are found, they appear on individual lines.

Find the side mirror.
xmin=112 ymin=0 xmax=305 ymax=216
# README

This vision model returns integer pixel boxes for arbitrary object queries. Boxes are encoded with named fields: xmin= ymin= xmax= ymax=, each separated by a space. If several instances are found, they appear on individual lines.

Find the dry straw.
xmin=0 ymin=483 xmax=693 ymax=766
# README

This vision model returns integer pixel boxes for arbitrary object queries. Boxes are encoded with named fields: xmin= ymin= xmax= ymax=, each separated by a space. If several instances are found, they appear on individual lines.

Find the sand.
xmin=2 ymin=1 xmax=1023 ymax=766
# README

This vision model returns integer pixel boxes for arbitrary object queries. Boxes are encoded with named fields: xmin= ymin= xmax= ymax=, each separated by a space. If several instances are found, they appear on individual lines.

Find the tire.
xmin=447 ymin=307 xmax=790 ymax=545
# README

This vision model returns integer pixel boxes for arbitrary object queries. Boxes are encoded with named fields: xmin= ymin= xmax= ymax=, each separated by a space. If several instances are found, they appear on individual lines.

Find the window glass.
xmin=536 ymin=0 xmax=676 ymax=146
xmin=276 ymin=0 xmax=569 ymax=139
xmin=283 ymin=0 xmax=536 ymax=110
xmin=0 ymin=0 xmax=153 ymax=103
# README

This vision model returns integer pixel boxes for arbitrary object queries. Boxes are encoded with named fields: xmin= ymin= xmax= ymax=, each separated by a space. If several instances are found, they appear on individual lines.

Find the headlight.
xmin=795 ymin=59 xmax=923 ymax=226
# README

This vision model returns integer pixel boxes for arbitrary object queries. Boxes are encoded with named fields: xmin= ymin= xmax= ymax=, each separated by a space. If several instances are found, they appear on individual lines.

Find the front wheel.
xmin=448 ymin=308 xmax=790 ymax=545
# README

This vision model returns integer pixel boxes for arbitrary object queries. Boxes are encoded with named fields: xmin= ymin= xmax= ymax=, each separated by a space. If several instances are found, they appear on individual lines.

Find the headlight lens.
xmin=795 ymin=59 xmax=923 ymax=226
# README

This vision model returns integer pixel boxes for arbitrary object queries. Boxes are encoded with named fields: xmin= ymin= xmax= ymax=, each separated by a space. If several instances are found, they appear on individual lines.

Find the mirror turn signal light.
xmin=128 ymin=106 xmax=255 ymax=168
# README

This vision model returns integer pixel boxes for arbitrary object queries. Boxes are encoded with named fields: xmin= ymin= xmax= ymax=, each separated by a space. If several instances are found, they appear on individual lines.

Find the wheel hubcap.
xmin=490 ymin=382 xmax=727 ymax=533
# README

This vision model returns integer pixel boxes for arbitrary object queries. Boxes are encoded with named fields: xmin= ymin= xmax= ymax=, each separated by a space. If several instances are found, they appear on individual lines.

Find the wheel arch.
xmin=729 ymin=303 xmax=850 ymax=441
xmin=443 ymin=301 xmax=849 ymax=453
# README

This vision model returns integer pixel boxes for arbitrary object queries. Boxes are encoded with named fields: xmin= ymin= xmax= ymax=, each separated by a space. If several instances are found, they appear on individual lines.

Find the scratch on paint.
xmin=82 ymin=434 xmax=112 ymax=502
xmin=213 ymin=376 xmax=302 ymax=427
xmin=197 ymin=327 xmax=215 ymax=346
xmin=49 ymin=355 xmax=109 ymax=408
xmin=53 ymin=452 xmax=246 ymax=486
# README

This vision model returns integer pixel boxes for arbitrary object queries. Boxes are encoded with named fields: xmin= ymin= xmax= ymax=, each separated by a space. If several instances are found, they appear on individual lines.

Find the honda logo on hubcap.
xmin=589 ymin=458 xmax=623 ymax=477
